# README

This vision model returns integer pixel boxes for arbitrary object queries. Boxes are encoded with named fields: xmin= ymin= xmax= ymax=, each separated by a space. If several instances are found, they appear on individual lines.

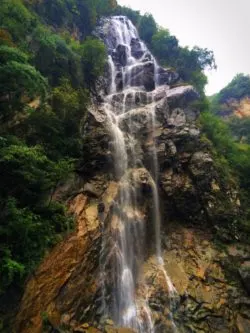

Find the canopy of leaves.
xmin=0 ymin=60 xmax=47 ymax=100
xmin=0 ymin=29 xmax=15 ymax=47
xmin=0 ymin=46 xmax=48 ymax=120
xmin=152 ymin=29 xmax=216 ymax=94
xmin=113 ymin=5 xmax=141 ymax=25
xmin=80 ymin=37 xmax=106 ymax=87
xmin=200 ymin=111 xmax=250 ymax=195
xmin=0 ymin=137 xmax=74 ymax=292
xmin=32 ymin=26 xmax=82 ymax=86
xmin=138 ymin=13 xmax=157 ymax=45
xmin=0 ymin=0 xmax=35 ymax=46
xmin=26 ymin=0 xmax=117 ymax=37
xmin=229 ymin=117 xmax=250 ymax=144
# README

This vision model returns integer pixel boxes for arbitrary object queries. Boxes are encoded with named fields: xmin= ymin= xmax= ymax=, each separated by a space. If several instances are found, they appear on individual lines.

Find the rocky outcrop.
xmin=215 ymin=97 xmax=250 ymax=119
xmin=157 ymin=226 xmax=250 ymax=333
xmin=239 ymin=262 xmax=250 ymax=296
xmin=94 ymin=17 xmax=180 ymax=95
xmin=15 ymin=181 xmax=119 ymax=333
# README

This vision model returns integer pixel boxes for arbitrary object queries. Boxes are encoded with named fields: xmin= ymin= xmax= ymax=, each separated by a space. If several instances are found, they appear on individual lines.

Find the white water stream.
xmin=100 ymin=16 xmax=178 ymax=332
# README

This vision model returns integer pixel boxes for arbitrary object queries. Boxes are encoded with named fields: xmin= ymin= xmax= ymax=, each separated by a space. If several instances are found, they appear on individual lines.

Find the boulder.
xmin=239 ymin=262 xmax=250 ymax=295
xmin=130 ymin=37 xmax=144 ymax=59
xmin=189 ymin=152 xmax=213 ymax=178
xmin=115 ymin=44 xmax=128 ymax=66
xmin=156 ymin=67 xmax=179 ymax=86
xmin=236 ymin=315 xmax=250 ymax=333
xmin=167 ymin=108 xmax=186 ymax=127
xmin=127 ymin=61 xmax=155 ymax=91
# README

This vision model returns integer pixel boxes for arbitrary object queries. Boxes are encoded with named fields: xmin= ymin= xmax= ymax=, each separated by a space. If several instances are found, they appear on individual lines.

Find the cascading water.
xmin=98 ymin=16 xmax=178 ymax=332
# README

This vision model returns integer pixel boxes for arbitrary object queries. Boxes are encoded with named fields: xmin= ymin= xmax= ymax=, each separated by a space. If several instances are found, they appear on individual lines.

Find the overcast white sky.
xmin=118 ymin=0 xmax=250 ymax=95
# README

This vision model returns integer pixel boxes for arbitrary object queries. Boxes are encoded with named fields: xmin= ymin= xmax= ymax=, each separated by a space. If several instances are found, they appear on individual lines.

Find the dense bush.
xmin=151 ymin=29 xmax=216 ymax=94
xmin=0 ymin=137 xmax=74 ymax=292
xmin=0 ymin=0 xmax=109 ymax=296
xmin=200 ymin=111 xmax=250 ymax=223
xmin=138 ymin=13 xmax=157 ymax=45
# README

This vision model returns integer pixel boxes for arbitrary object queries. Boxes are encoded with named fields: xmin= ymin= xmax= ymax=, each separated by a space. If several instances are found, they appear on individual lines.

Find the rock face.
xmin=15 ymin=181 xmax=119 ymax=333
xmin=239 ymin=262 xmax=250 ymax=296
xmin=15 ymin=15 xmax=248 ymax=333
xmin=215 ymin=96 xmax=250 ymax=119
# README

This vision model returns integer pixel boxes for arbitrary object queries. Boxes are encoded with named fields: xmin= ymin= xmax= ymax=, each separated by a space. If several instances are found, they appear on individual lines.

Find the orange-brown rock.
xmin=15 ymin=182 xmax=118 ymax=333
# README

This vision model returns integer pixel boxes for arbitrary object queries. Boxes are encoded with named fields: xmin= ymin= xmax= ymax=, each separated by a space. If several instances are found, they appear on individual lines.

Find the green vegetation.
xmin=0 ymin=136 xmax=74 ymax=292
xmin=205 ymin=75 xmax=250 ymax=226
xmin=204 ymin=73 xmax=250 ymax=200
xmin=138 ymin=13 xmax=157 ymax=45
xmin=151 ymin=30 xmax=216 ymax=95
xmin=200 ymin=110 xmax=250 ymax=240
xmin=0 ymin=0 xmax=115 ymax=298
xmin=0 ymin=46 xmax=48 ymax=120
xmin=229 ymin=116 xmax=250 ymax=144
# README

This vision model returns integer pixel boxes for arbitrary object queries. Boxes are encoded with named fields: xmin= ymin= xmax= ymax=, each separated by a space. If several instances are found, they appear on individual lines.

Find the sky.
xmin=118 ymin=0 xmax=250 ymax=95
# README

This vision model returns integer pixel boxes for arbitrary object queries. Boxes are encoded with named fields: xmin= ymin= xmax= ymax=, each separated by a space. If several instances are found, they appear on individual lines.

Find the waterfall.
xmin=99 ymin=16 xmax=178 ymax=332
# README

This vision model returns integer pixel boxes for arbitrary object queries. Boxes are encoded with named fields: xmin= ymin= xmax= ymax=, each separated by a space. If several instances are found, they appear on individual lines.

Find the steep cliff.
xmin=15 ymin=16 xmax=249 ymax=333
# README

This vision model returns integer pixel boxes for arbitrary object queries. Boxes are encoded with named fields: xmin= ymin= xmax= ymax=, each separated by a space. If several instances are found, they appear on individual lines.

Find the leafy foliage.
xmin=114 ymin=5 xmax=141 ymax=25
xmin=229 ymin=117 xmax=250 ymax=144
xmin=138 ymin=13 xmax=157 ymax=45
xmin=0 ymin=0 xmax=36 ymax=46
xmin=200 ymin=111 xmax=250 ymax=223
xmin=80 ymin=37 xmax=106 ymax=87
xmin=32 ymin=25 xmax=82 ymax=86
xmin=0 ymin=0 xmax=110 ymax=297
xmin=0 ymin=46 xmax=48 ymax=120
xmin=152 ymin=29 xmax=216 ymax=94
xmin=0 ymin=137 xmax=74 ymax=292
xmin=203 ymin=74 xmax=250 ymax=238
xmin=26 ymin=0 xmax=117 ymax=37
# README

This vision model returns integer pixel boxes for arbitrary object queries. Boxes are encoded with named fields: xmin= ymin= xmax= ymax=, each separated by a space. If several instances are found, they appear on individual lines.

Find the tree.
xmin=114 ymin=6 xmax=141 ymax=25
xmin=0 ymin=46 xmax=48 ymax=121
xmin=0 ymin=0 xmax=35 ymax=45
xmin=0 ymin=60 xmax=48 ymax=119
xmin=229 ymin=117 xmax=250 ymax=144
xmin=80 ymin=37 xmax=106 ymax=88
xmin=152 ymin=29 xmax=216 ymax=94
xmin=152 ymin=29 xmax=179 ymax=64
xmin=0 ymin=45 xmax=28 ymax=64
xmin=138 ymin=13 xmax=157 ymax=45
xmin=0 ymin=137 xmax=74 ymax=291
xmin=32 ymin=26 xmax=82 ymax=87
xmin=96 ymin=0 xmax=117 ymax=15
